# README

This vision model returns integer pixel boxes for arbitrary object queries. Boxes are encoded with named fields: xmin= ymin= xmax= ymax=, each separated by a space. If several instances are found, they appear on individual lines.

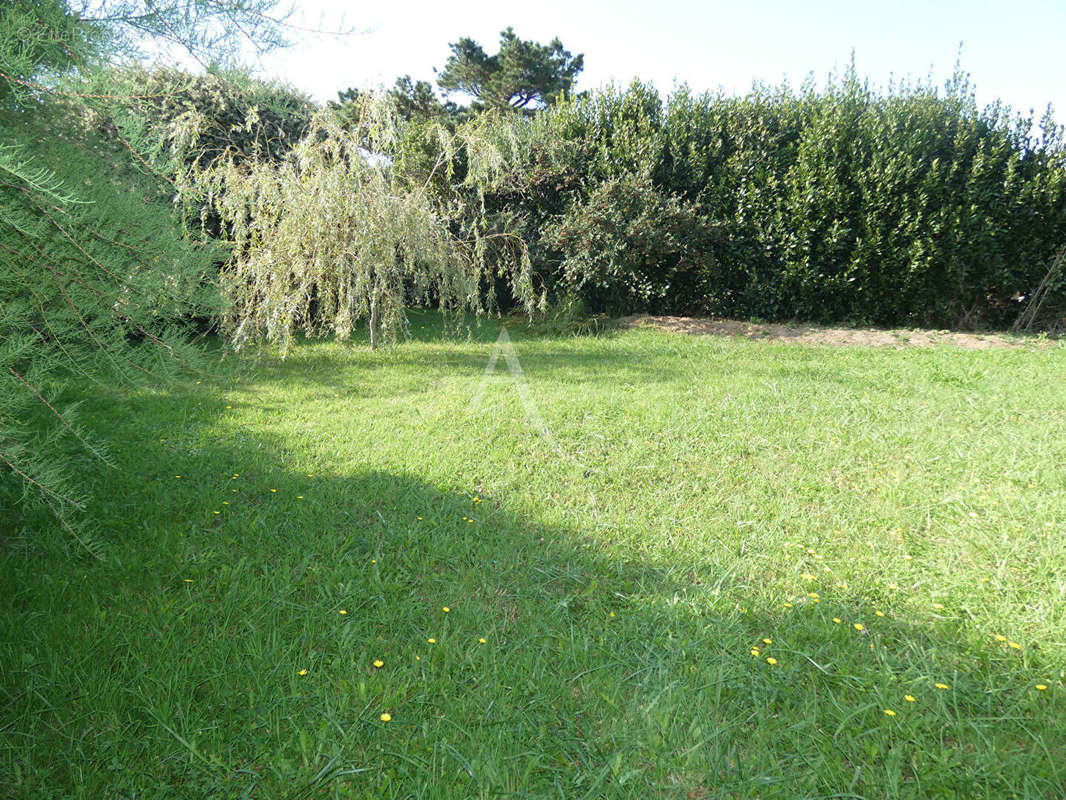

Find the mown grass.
xmin=3 ymin=312 xmax=1065 ymax=799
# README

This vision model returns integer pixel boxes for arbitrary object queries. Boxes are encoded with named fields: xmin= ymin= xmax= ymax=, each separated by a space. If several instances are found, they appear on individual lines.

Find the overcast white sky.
xmin=243 ymin=0 xmax=1065 ymax=119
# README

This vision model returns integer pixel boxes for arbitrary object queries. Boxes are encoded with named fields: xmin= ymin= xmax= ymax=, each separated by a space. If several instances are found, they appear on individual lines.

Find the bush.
xmin=546 ymin=173 xmax=721 ymax=314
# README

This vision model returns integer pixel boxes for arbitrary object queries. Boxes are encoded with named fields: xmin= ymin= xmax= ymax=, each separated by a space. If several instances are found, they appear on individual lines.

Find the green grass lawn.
xmin=3 ymin=313 xmax=1066 ymax=798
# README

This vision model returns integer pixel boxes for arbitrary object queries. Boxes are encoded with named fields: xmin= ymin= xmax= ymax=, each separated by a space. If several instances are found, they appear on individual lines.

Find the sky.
xmin=245 ymin=0 xmax=1066 ymax=118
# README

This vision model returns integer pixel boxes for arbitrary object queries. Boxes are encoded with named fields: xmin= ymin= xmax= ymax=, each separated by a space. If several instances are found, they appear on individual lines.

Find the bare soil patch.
xmin=617 ymin=315 xmax=1053 ymax=349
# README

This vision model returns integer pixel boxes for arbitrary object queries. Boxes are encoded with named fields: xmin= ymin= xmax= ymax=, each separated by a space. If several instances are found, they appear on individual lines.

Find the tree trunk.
xmin=369 ymin=293 xmax=378 ymax=350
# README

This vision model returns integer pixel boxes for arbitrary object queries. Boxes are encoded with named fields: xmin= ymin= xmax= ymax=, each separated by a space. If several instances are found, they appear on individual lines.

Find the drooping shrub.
xmin=194 ymin=97 xmax=537 ymax=352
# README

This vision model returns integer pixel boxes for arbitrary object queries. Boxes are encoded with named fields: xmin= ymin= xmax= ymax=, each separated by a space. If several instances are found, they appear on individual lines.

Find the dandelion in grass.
xmin=993 ymin=634 xmax=1007 ymax=642
xmin=751 ymin=649 xmax=760 ymax=657
xmin=442 ymin=606 xmax=450 ymax=613
xmin=1036 ymin=684 xmax=1048 ymax=691
xmin=783 ymin=602 xmax=793 ymax=608
xmin=339 ymin=610 xmax=347 ymax=615
xmin=1009 ymin=642 xmax=1022 ymax=650
xmin=428 ymin=638 xmax=436 ymax=644
xmin=801 ymin=573 xmax=816 ymax=581
xmin=766 ymin=657 xmax=777 ymax=665
xmin=808 ymin=592 xmax=820 ymax=600
xmin=417 ymin=516 xmax=423 ymax=520
xmin=853 ymin=623 xmax=865 ymax=631
xmin=175 ymin=475 xmax=182 ymax=479
xmin=270 ymin=488 xmax=277 ymax=493
xmin=297 ymin=495 xmax=304 ymax=499
xmin=832 ymin=618 xmax=842 ymax=624
xmin=932 ymin=603 xmax=945 ymax=610
xmin=935 ymin=683 xmax=949 ymax=690
xmin=478 ymin=638 xmax=486 ymax=644
xmin=904 ymin=695 xmax=916 ymax=702
xmin=609 ymin=611 xmax=615 ymax=618
xmin=373 ymin=659 xmax=384 ymax=668
xmin=380 ymin=713 xmax=391 ymax=722
xmin=875 ymin=610 xmax=885 ymax=617
xmin=884 ymin=709 xmax=897 ymax=716
xmin=763 ymin=638 xmax=772 ymax=645
xmin=213 ymin=511 xmax=220 ymax=515
xmin=298 ymin=669 xmax=308 ymax=676
xmin=183 ymin=579 xmax=193 ymax=583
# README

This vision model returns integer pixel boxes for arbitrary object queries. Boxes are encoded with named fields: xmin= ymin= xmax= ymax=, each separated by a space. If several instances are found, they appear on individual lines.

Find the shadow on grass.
xmin=2 ymin=345 xmax=1064 ymax=800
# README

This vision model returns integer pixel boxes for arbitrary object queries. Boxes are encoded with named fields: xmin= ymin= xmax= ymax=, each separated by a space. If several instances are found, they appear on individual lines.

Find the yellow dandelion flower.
xmin=1036 ymin=684 xmax=1048 ymax=691
xmin=297 ymin=495 xmax=303 ymax=499
xmin=609 ymin=611 xmax=615 ymax=618
xmin=175 ymin=475 xmax=181 ymax=479
xmin=751 ymin=649 xmax=760 ymax=657
xmin=832 ymin=618 xmax=842 ymax=624
xmin=478 ymin=638 xmax=487 ymax=644
xmin=932 ymin=603 xmax=945 ymax=610
xmin=801 ymin=573 xmax=816 ymax=581
xmin=183 ymin=579 xmax=193 ymax=583
xmin=884 ymin=709 xmax=897 ymax=716
xmin=417 ymin=516 xmax=423 ymax=520
xmin=783 ymin=602 xmax=793 ymax=608
xmin=222 ymin=501 xmax=229 ymax=505
xmin=427 ymin=638 xmax=436 ymax=644
xmin=442 ymin=606 xmax=450 ymax=613
xmin=888 ymin=583 xmax=899 ymax=590
xmin=853 ymin=623 xmax=865 ymax=631
xmin=935 ymin=683 xmax=949 ymax=690
xmin=993 ymin=634 xmax=1007 ymax=641
xmin=904 ymin=695 xmax=916 ymax=702
xmin=338 ymin=610 xmax=347 ymax=615
xmin=1009 ymin=642 xmax=1022 ymax=650
xmin=766 ymin=657 xmax=778 ymax=665
xmin=371 ymin=559 xmax=376 ymax=564
xmin=380 ymin=713 xmax=391 ymax=722
xmin=373 ymin=659 xmax=384 ymax=668
xmin=875 ymin=610 xmax=885 ymax=617
xmin=808 ymin=592 xmax=820 ymax=600
xmin=763 ymin=638 xmax=772 ymax=645
xmin=270 ymin=488 xmax=277 ymax=493
xmin=213 ymin=511 xmax=220 ymax=515
xmin=298 ymin=669 xmax=308 ymax=676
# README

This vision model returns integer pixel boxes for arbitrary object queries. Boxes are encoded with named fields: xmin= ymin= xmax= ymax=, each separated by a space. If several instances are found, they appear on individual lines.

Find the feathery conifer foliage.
xmin=1 ymin=0 xmax=298 ymax=548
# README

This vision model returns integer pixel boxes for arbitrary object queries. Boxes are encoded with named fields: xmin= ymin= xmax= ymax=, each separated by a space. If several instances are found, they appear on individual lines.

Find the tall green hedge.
xmin=471 ymin=69 xmax=1066 ymax=327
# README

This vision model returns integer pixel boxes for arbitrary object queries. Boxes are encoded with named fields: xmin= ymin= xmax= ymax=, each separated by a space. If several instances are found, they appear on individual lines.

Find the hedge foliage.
xmin=465 ymin=69 xmax=1066 ymax=327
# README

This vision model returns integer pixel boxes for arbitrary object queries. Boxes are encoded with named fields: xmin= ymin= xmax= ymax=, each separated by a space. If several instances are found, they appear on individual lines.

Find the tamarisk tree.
xmin=1 ymin=0 xmax=309 ymax=549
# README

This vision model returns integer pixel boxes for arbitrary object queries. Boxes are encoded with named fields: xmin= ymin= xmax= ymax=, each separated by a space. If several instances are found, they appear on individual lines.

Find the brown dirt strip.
xmin=617 ymin=315 xmax=1057 ymax=349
